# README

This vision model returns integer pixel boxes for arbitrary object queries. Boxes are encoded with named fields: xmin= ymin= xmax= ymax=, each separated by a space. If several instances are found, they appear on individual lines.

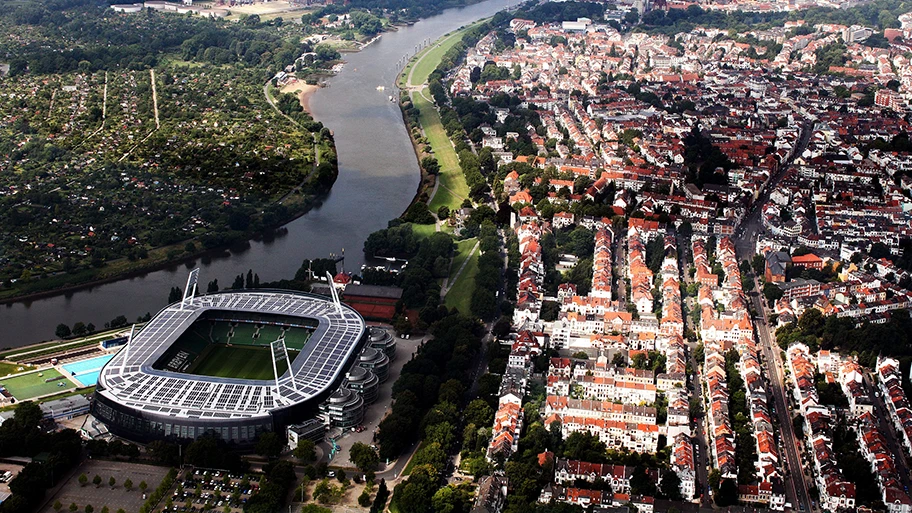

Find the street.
xmin=729 ymin=119 xmax=815 ymax=512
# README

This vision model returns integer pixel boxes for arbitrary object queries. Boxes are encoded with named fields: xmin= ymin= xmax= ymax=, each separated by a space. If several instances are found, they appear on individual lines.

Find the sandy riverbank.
xmin=280 ymin=81 xmax=321 ymax=113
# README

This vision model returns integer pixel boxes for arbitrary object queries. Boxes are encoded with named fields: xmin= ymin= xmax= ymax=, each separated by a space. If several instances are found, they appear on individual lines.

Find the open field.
xmin=412 ymin=90 xmax=469 ymax=212
xmin=189 ymin=345 xmax=295 ymax=380
xmin=0 ymin=368 xmax=74 ymax=400
xmin=444 ymin=241 xmax=480 ymax=314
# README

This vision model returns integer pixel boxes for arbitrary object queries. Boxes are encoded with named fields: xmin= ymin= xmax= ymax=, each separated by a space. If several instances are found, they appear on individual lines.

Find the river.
xmin=0 ymin=0 xmax=516 ymax=348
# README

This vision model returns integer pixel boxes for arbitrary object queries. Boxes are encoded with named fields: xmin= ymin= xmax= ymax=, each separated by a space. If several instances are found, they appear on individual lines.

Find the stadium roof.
xmin=96 ymin=291 xmax=365 ymax=420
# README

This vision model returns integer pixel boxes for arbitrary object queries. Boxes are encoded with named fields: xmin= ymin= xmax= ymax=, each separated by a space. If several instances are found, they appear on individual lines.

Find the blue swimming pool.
xmin=61 ymin=353 xmax=115 ymax=386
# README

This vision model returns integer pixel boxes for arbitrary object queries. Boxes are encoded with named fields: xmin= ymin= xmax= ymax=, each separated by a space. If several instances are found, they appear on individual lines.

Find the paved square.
xmin=42 ymin=461 xmax=170 ymax=513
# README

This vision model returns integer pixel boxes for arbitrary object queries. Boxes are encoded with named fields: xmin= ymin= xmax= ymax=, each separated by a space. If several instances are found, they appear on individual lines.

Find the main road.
xmin=0 ymin=0 xmax=518 ymax=347
xmin=731 ymin=119 xmax=814 ymax=512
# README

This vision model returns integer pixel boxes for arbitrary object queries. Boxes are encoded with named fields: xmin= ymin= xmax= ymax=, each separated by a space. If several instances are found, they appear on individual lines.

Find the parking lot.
xmin=42 ymin=461 xmax=170 ymax=513
xmin=156 ymin=468 xmax=258 ymax=513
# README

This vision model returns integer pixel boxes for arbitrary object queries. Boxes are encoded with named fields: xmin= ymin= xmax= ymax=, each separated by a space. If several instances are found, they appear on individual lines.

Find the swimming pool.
xmin=61 ymin=353 xmax=116 ymax=387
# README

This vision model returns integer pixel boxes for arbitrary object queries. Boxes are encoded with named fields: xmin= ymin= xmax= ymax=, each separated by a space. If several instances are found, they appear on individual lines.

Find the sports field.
xmin=0 ymin=369 xmax=74 ymax=400
xmin=189 ymin=345 xmax=298 ymax=380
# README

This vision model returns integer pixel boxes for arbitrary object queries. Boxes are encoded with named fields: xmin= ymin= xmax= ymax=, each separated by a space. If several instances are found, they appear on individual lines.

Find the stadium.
xmin=92 ymin=281 xmax=367 ymax=445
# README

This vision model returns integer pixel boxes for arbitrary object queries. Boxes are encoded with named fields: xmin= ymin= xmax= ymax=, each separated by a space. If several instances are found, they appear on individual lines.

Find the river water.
xmin=0 ymin=0 xmax=516 ymax=347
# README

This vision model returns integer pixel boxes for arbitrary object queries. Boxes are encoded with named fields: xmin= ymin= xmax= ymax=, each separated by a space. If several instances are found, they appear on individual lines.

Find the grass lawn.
xmin=406 ymin=222 xmax=438 ymax=239
xmin=400 ymin=441 xmax=425 ymax=477
xmin=0 ymin=362 xmax=30 ymax=377
xmin=0 ymin=369 xmax=73 ymax=400
xmin=444 ymin=241 xmax=480 ymax=315
xmin=406 ymin=30 xmax=464 ymax=88
xmin=190 ymin=345 xmax=297 ymax=380
xmin=449 ymin=238 xmax=477 ymax=283
xmin=413 ymin=90 xmax=468 ymax=212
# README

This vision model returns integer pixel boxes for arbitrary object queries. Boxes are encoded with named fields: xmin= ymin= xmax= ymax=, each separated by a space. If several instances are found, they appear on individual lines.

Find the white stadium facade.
xmin=92 ymin=277 xmax=368 ymax=445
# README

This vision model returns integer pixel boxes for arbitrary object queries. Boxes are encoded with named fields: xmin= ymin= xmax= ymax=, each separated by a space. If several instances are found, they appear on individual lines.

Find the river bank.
xmin=280 ymin=81 xmax=322 ymax=114
xmin=0 ymin=192 xmax=327 ymax=306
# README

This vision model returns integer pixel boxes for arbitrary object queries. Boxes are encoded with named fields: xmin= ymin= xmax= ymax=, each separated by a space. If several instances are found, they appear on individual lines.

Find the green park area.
xmin=0 ymin=369 xmax=74 ymax=401
xmin=400 ymin=23 xmax=484 ymax=215
xmin=413 ymin=90 xmax=469 ymax=213
xmin=444 ymin=238 xmax=480 ymax=314
xmin=401 ymin=25 xmax=477 ymax=89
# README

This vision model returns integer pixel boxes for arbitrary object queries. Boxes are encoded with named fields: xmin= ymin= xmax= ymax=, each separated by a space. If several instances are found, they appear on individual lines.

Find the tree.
xmin=301 ymin=506 xmax=331 ymax=513
xmin=73 ymin=322 xmax=88 ymax=337
xmin=294 ymin=439 xmax=316 ymax=462
xmin=168 ymin=286 xmax=183 ymax=303
xmin=255 ymin=432 xmax=284 ymax=459
xmin=716 ymin=478 xmax=738 ymax=506
xmin=349 ymin=442 xmax=380 ymax=472
xmin=69 ymin=504 xmax=78 ymax=512
xmin=93 ymin=475 xmax=102 ymax=488
xmin=659 ymin=471 xmax=682 ymax=500
xmin=109 ymin=477 xmax=116 ymax=488
xmin=54 ymin=501 xmax=63 ymax=511
xmin=139 ymin=481 xmax=148 ymax=492
xmin=432 ymin=485 xmax=472 ymax=513
xmin=56 ymin=324 xmax=71 ymax=339
xmin=358 ymin=490 xmax=371 ymax=507
xmin=78 ymin=474 xmax=88 ymax=487
xmin=85 ymin=505 xmax=93 ymax=513
xmin=124 ymin=478 xmax=133 ymax=491
xmin=101 ymin=507 xmax=109 ymax=513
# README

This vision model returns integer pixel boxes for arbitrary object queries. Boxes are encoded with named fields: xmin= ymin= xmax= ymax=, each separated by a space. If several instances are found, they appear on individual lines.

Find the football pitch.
xmin=0 ymin=369 xmax=74 ymax=400
xmin=189 ymin=345 xmax=298 ymax=380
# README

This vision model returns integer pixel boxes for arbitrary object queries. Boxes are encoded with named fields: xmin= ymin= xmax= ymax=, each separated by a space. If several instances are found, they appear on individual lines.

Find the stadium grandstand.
xmin=93 ymin=275 xmax=367 ymax=445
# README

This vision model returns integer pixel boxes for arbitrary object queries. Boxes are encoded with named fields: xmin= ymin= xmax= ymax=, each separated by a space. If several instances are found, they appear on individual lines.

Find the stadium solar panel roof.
xmin=96 ymin=291 xmax=365 ymax=420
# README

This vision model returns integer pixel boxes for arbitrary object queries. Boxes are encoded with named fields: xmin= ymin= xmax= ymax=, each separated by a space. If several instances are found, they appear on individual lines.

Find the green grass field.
xmin=413 ymin=90 xmax=469 ymax=212
xmin=0 ymin=362 xmax=30 ymax=377
xmin=405 ymin=222 xmax=438 ymax=239
xmin=449 ymin=238 xmax=477 ymax=283
xmin=0 ymin=369 xmax=73 ymax=400
xmin=444 ymin=240 xmax=480 ymax=314
xmin=406 ymin=30 xmax=465 ymax=88
xmin=190 ymin=345 xmax=298 ymax=380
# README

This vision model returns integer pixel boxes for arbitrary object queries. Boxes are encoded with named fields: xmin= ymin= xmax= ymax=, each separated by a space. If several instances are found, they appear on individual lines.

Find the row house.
xmin=552 ymin=458 xmax=634 ymax=494
xmin=544 ymin=396 xmax=658 ymax=425
xmin=538 ymin=485 xmax=656 ymax=513
xmin=487 ymin=395 xmax=523 ymax=462
xmin=877 ymin=357 xmax=912 ymax=456
xmin=786 ymin=343 xmax=819 ymax=415
xmin=804 ymin=407 xmax=856 ymax=511
xmin=852 ymin=411 xmax=912 ymax=513
xmin=547 ymin=415 xmax=661 ymax=454
xmin=670 ymin=434 xmax=697 ymax=501
xmin=704 ymin=342 xmax=737 ymax=479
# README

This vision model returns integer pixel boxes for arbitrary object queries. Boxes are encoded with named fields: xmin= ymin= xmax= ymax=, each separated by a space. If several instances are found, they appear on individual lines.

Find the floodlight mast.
xmin=120 ymin=324 xmax=136 ymax=374
xmin=270 ymin=339 xmax=282 ymax=399
xmin=325 ymin=271 xmax=342 ymax=313
xmin=181 ymin=268 xmax=200 ymax=310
